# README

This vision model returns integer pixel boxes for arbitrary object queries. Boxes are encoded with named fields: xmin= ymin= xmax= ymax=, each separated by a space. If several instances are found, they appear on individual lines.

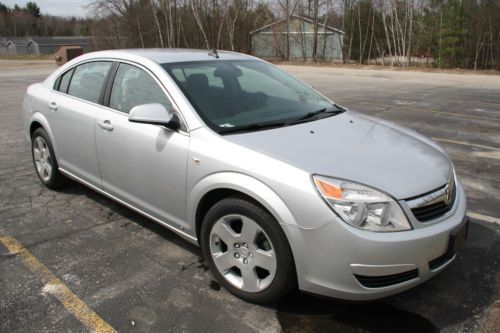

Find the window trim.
xmin=59 ymin=68 xmax=75 ymax=94
xmin=53 ymin=76 xmax=61 ymax=91
xmin=50 ymin=57 xmax=190 ymax=134
xmin=103 ymin=60 xmax=189 ymax=133
xmin=66 ymin=61 xmax=114 ymax=105
xmin=51 ymin=59 xmax=114 ymax=108
xmin=100 ymin=62 xmax=119 ymax=106
xmin=53 ymin=67 xmax=75 ymax=93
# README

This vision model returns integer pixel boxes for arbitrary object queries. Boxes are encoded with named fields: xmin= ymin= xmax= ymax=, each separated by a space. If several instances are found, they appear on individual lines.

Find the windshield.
xmin=162 ymin=60 xmax=340 ymax=134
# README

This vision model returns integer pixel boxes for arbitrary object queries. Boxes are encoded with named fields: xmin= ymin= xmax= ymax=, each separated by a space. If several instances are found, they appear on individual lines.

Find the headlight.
xmin=313 ymin=176 xmax=412 ymax=232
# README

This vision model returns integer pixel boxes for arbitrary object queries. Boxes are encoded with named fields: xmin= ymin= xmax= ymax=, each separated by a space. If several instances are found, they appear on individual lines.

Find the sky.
xmin=3 ymin=0 xmax=91 ymax=17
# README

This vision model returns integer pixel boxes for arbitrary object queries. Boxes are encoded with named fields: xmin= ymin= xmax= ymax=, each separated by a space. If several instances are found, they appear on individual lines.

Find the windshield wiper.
xmin=290 ymin=105 xmax=346 ymax=123
xmin=218 ymin=104 xmax=347 ymax=135
xmin=218 ymin=121 xmax=287 ymax=135
xmin=296 ymin=108 xmax=328 ymax=120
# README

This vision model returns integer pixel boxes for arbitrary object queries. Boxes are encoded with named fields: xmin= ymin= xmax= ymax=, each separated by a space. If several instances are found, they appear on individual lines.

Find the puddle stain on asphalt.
xmin=196 ymin=257 xmax=210 ymax=271
xmin=209 ymin=280 xmax=221 ymax=291
xmin=276 ymin=292 xmax=439 ymax=333
xmin=180 ymin=257 xmax=210 ymax=272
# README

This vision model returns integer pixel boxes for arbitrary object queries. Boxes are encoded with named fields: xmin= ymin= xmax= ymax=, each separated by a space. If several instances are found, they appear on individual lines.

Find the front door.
xmin=95 ymin=63 xmax=189 ymax=229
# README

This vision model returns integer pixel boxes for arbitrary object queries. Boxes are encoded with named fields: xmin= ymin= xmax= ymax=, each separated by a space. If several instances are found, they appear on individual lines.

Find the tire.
xmin=31 ymin=128 xmax=68 ymax=189
xmin=200 ymin=197 xmax=295 ymax=304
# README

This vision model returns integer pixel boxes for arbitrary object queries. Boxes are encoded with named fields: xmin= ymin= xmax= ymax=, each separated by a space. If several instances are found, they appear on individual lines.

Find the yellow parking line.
xmin=0 ymin=236 xmax=116 ymax=333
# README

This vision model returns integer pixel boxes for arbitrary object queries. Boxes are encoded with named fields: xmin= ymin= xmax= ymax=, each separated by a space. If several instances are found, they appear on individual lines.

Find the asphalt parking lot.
xmin=0 ymin=60 xmax=499 ymax=332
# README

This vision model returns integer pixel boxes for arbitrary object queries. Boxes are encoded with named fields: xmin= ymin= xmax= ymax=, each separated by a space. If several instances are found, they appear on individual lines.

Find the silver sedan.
xmin=23 ymin=49 xmax=468 ymax=303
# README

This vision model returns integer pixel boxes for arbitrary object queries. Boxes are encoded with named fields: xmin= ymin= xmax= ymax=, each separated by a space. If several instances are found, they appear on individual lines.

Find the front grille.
xmin=354 ymin=269 xmax=419 ymax=288
xmin=411 ymin=185 xmax=456 ymax=222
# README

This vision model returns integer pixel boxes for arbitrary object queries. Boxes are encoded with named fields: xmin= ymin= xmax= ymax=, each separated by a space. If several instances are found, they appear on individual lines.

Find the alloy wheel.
xmin=33 ymin=136 xmax=52 ymax=182
xmin=209 ymin=214 xmax=277 ymax=292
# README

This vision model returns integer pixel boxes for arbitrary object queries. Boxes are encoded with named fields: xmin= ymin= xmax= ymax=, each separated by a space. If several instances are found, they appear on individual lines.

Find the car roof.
xmin=81 ymin=48 xmax=256 ymax=64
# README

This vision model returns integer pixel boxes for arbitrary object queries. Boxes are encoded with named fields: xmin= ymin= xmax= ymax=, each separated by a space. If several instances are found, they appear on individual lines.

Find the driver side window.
xmin=109 ymin=63 xmax=172 ymax=114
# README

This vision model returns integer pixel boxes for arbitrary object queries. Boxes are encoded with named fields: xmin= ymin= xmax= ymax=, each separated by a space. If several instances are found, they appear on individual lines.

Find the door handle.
xmin=97 ymin=120 xmax=113 ymax=131
xmin=48 ymin=102 xmax=57 ymax=111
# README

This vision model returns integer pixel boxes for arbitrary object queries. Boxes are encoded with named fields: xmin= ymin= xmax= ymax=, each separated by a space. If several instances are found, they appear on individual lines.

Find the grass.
xmin=0 ymin=54 xmax=53 ymax=61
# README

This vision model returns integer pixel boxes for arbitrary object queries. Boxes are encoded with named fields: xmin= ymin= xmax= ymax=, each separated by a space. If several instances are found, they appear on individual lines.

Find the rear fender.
xmin=28 ymin=112 xmax=59 ymax=157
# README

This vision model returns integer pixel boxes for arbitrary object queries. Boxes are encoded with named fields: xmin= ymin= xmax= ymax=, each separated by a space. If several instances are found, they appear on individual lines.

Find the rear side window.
xmin=56 ymin=68 xmax=74 ymax=93
xmin=109 ymin=63 xmax=172 ymax=114
xmin=67 ymin=62 xmax=112 ymax=104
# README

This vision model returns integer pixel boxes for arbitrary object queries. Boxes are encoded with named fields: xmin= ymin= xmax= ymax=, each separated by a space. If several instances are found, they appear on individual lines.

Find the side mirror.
xmin=128 ymin=103 xmax=181 ymax=131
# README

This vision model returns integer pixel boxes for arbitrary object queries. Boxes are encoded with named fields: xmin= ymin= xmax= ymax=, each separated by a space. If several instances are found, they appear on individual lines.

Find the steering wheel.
xmin=242 ymin=92 xmax=268 ymax=110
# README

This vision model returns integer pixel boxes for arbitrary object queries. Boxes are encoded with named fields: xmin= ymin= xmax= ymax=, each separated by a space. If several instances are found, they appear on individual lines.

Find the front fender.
xmin=186 ymin=172 xmax=323 ymax=286
xmin=187 ymin=172 xmax=299 ymax=232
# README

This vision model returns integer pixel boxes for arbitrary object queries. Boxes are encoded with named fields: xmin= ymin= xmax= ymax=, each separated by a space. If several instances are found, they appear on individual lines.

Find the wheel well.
xmin=29 ymin=121 xmax=42 ymax=139
xmin=195 ymin=188 xmax=298 ymax=289
xmin=195 ymin=188 xmax=269 ymax=241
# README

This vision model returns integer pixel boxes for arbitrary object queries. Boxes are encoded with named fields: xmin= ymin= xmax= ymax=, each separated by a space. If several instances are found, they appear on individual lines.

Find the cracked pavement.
xmin=0 ymin=61 xmax=499 ymax=332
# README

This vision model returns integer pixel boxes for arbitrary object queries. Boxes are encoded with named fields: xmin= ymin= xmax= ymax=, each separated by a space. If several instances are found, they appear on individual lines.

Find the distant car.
xmin=23 ymin=49 xmax=468 ymax=303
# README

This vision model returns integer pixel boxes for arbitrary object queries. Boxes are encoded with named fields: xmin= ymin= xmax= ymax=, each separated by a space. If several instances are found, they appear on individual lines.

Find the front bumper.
xmin=283 ymin=179 xmax=468 ymax=301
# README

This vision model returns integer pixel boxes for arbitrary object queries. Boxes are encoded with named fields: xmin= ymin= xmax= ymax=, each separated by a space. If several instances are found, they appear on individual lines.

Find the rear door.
xmin=95 ymin=62 xmax=190 ymax=229
xmin=49 ymin=61 xmax=112 ymax=186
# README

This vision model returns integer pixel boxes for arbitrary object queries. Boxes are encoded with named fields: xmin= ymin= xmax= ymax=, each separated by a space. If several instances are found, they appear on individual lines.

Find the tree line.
xmin=89 ymin=0 xmax=274 ymax=55
xmin=0 ymin=1 xmax=91 ymax=37
xmin=337 ymin=0 xmax=500 ymax=69
xmin=1 ymin=0 xmax=498 ymax=69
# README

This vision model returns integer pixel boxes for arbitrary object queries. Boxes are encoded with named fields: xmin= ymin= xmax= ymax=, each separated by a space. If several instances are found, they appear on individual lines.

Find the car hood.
xmin=224 ymin=111 xmax=452 ymax=199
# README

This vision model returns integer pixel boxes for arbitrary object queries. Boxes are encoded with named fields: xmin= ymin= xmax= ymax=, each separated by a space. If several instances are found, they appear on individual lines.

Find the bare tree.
xmin=226 ymin=0 xmax=241 ymax=51
xmin=136 ymin=15 xmax=145 ymax=47
xmin=311 ymin=0 xmax=319 ymax=61
xmin=277 ymin=0 xmax=299 ymax=61
xmin=150 ymin=0 xmax=165 ymax=47
xmin=380 ymin=0 xmax=393 ymax=65
xmin=190 ymin=0 xmax=210 ymax=49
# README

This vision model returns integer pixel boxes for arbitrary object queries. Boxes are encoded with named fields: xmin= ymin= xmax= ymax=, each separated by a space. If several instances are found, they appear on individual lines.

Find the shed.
xmin=4 ymin=38 xmax=30 ymax=55
xmin=54 ymin=46 xmax=84 ymax=65
xmin=250 ymin=15 xmax=344 ymax=61
xmin=0 ymin=39 xmax=7 ymax=55
xmin=27 ymin=37 xmax=93 ymax=55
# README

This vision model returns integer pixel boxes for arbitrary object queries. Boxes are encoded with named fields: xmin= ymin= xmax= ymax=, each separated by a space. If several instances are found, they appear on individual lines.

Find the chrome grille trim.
xmin=406 ymin=176 xmax=456 ymax=222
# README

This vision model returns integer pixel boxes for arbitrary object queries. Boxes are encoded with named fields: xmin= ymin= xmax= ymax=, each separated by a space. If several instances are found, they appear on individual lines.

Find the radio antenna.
xmin=208 ymin=49 xmax=219 ymax=59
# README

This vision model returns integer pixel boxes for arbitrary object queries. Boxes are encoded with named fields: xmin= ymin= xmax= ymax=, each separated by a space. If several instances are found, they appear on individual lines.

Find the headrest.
xmin=186 ymin=74 xmax=209 ymax=93
xmin=214 ymin=66 xmax=242 ymax=78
